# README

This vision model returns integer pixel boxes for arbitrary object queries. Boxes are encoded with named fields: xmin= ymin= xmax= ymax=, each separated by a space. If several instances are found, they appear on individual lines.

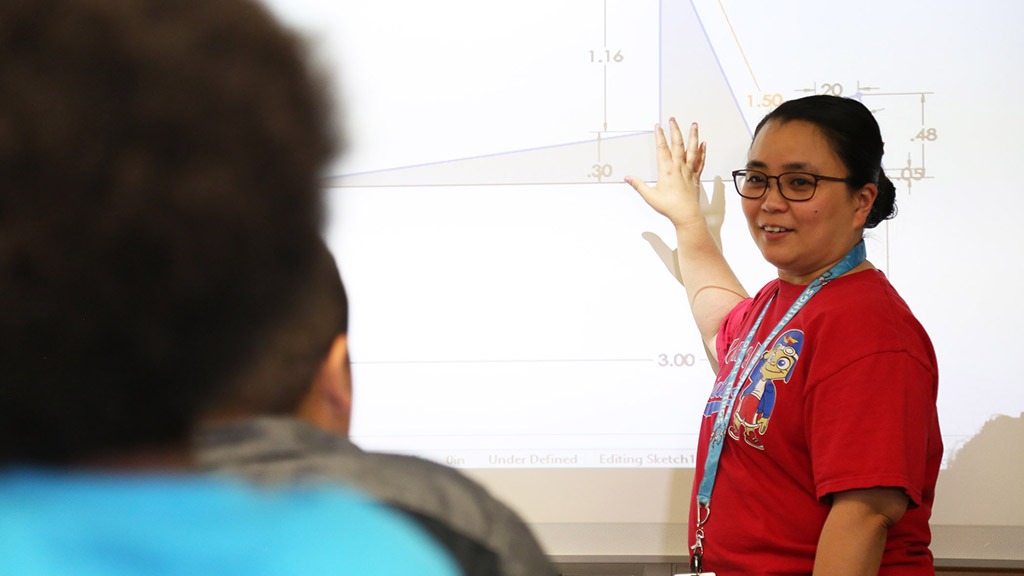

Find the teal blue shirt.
xmin=0 ymin=468 xmax=459 ymax=575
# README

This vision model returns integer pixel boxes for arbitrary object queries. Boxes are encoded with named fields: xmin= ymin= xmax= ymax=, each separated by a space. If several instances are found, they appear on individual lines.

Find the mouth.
xmin=761 ymin=225 xmax=791 ymax=233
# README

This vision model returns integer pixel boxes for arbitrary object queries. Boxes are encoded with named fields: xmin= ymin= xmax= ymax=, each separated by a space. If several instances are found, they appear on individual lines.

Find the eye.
xmin=745 ymin=172 xmax=767 ymax=184
xmin=784 ymin=174 xmax=815 ymax=190
xmin=775 ymin=357 xmax=790 ymax=369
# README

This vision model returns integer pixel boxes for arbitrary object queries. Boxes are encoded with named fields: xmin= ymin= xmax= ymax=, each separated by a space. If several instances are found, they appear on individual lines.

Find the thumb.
xmin=641 ymin=231 xmax=683 ymax=285
xmin=705 ymin=176 xmax=726 ymax=252
xmin=624 ymin=175 xmax=654 ymax=198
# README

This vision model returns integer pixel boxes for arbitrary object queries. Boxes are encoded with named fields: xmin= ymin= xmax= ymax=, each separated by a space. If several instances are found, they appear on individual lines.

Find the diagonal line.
xmin=716 ymin=0 xmax=761 ymax=92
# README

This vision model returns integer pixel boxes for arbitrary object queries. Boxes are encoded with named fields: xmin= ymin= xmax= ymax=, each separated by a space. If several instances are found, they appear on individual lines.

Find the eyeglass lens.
xmin=734 ymin=170 xmax=818 ymax=201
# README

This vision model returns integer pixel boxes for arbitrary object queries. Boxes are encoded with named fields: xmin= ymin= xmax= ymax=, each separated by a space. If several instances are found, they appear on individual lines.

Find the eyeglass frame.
xmin=731 ymin=169 xmax=853 ymax=202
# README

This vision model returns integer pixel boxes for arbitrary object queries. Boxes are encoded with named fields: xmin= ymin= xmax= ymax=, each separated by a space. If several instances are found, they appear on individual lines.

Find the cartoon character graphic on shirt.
xmin=728 ymin=329 xmax=804 ymax=449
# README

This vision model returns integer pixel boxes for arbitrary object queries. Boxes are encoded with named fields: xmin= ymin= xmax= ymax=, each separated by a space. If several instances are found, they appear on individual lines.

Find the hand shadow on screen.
xmin=640 ymin=176 xmax=726 ymax=286
xmin=931 ymin=413 xmax=1024 ymax=525
xmin=641 ymin=176 xmax=726 ymax=366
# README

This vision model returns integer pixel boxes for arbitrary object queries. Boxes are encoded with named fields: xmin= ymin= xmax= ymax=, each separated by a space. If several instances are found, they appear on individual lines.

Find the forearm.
xmin=673 ymin=220 xmax=747 ymax=366
xmin=813 ymin=489 xmax=908 ymax=576
xmin=815 ymin=512 xmax=887 ymax=575
xmin=625 ymin=119 xmax=747 ymax=367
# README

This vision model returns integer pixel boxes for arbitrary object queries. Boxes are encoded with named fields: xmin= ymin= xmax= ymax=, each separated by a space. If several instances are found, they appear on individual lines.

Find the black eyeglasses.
xmin=731 ymin=169 xmax=852 ymax=202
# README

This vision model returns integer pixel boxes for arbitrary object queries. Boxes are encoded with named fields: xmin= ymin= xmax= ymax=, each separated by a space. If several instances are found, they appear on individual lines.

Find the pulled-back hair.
xmin=754 ymin=95 xmax=897 ymax=228
xmin=0 ymin=0 xmax=338 ymax=463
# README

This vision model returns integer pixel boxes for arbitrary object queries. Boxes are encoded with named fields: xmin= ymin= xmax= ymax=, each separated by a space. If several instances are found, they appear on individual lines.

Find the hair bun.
xmin=865 ymin=170 xmax=897 ymax=228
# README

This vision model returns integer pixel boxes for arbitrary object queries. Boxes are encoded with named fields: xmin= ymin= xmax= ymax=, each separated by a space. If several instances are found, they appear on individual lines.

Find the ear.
xmin=302 ymin=334 xmax=352 ymax=435
xmin=852 ymin=183 xmax=878 ymax=228
xmin=321 ymin=334 xmax=352 ymax=425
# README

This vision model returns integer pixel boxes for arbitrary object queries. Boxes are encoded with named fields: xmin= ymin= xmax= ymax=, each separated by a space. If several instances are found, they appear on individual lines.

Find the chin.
xmin=755 ymin=245 xmax=789 ymax=268
xmin=762 ymin=254 xmax=805 ymax=280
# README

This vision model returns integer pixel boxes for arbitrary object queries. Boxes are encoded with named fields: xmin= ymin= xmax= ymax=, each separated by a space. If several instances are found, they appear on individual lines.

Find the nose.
xmin=759 ymin=176 xmax=788 ymax=210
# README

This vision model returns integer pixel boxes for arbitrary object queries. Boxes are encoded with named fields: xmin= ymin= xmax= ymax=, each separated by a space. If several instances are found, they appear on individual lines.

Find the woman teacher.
xmin=626 ymin=95 xmax=942 ymax=575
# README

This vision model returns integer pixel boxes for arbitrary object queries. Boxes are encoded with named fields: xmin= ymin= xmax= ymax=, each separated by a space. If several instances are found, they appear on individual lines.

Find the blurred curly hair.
xmin=0 ymin=0 xmax=340 ymax=463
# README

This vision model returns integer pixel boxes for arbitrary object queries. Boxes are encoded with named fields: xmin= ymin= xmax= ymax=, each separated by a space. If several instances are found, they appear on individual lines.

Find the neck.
xmin=779 ymin=260 xmax=874 ymax=285
xmin=296 ymin=403 xmax=350 ymax=437
xmin=778 ymin=241 xmax=869 ymax=285
xmin=75 ymin=443 xmax=194 ymax=472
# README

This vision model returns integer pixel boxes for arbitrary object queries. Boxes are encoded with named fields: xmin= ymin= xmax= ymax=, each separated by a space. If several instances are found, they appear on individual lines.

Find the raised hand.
xmin=625 ymin=118 xmax=708 ymax=228
xmin=625 ymin=117 xmax=747 ymax=367
xmin=629 ymin=119 xmax=726 ymax=285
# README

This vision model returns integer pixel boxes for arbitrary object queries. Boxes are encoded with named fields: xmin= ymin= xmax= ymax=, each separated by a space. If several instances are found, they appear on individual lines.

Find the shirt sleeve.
xmin=804 ymin=351 xmax=936 ymax=506
xmin=716 ymin=297 xmax=755 ymax=363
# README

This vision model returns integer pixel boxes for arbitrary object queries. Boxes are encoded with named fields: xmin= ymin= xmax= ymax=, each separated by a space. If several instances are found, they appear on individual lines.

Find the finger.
xmin=710 ymin=175 xmax=727 ymax=213
xmin=687 ymin=122 xmax=701 ymax=156
xmin=653 ymin=123 xmax=674 ymax=174
xmin=695 ymin=141 xmax=707 ymax=176
xmin=685 ymin=123 xmax=703 ymax=172
xmin=669 ymin=117 xmax=686 ymax=163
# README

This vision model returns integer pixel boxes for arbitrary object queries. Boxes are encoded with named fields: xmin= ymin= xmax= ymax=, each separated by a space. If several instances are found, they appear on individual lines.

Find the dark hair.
xmin=209 ymin=240 xmax=349 ymax=416
xmin=754 ymin=95 xmax=896 ymax=228
xmin=0 ymin=0 xmax=338 ymax=463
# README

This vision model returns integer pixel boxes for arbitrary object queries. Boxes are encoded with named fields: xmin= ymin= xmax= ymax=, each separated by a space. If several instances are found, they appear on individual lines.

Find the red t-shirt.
xmin=690 ymin=269 xmax=942 ymax=575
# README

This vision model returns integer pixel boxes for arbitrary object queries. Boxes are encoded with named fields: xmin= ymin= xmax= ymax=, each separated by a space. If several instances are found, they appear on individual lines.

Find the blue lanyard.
xmin=695 ymin=240 xmax=866 ymax=509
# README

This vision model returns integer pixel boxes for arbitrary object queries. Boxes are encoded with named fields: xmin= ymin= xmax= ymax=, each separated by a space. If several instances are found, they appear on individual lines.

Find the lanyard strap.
xmin=696 ymin=240 xmax=866 ymax=509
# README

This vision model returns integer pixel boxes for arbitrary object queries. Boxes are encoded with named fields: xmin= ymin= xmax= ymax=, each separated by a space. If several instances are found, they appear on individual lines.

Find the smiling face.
xmin=742 ymin=119 xmax=877 ymax=285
